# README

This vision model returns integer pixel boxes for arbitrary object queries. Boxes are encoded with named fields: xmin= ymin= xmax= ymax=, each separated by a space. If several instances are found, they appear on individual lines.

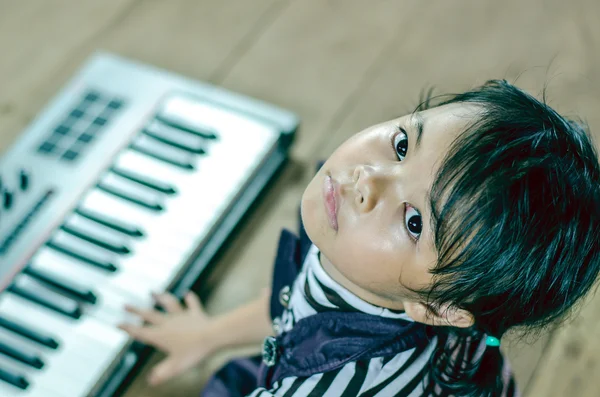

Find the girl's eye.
xmin=393 ymin=128 xmax=408 ymax=161
xmin=405 ymin=204 xmax=422 ymax=241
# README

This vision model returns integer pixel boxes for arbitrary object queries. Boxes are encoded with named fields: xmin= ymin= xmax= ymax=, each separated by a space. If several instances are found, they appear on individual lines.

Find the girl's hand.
xmin=118 ymin=291 xmax=216 ymax=386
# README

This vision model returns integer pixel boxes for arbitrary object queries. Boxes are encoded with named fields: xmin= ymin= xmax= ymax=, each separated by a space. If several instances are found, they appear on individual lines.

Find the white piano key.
xmin=158 ymin=96 xmax=219 ymax=139
xmin=84 ymin=286 xmax=152 ymax=327
xmin=50 ymin=229 xmax=184 ymax=280
xmin=0 ymin=355 xmax=65 ymax=396
xmin=145 ymin=119 xmax=209 ymax=153
xmin=111 ymin=151 xmax=236 ymax=220
xmin=114 ymin=150 xmax=195 ymax=187
xmin=77 ymin=190 xmax=215 ymax=280
xmin=63 ymin=213 xmax=131 ymax=255
xmin=0 ymin=344 xmax=107 ymax=397
xmin=74 ymin=191 xmax=222 ymax=280
xmin=27 ymin=256 xmax=152 ymax=327
xmin=24 ymin=266 xmax=96 ymax=305
xmin=114 ymin=150 xmax=231 ymax=210
xmin=0 ymin=327 xmax=85 ymax=380
xmin=158 ymin=95 xmax=278 ymax=148
xmin=32 ymin=247 xmax=158 ymax=301
xmin=157 ymin=96 xmax=278 ymax=162
xmin=10 ymin=275 xmax=81 ymax=320
xmin=131 ymin=133 xmax=199 ymax=170
xmin=30 ymin=249 xmax=163 ymax=315
xmin=52 ymin=218 xmax=203 ymax=289
xmin=67 ymin=206 xmax=201 ymax=263
xmin=0 ymin=314 xmax=59 ymax=350
xmin=63 ymin=212 xmax=192 ymax=262
xmin=99 ymin=172 xmax=166 ymax=209
xmin=0 ymin=293 xmax=125 ymax=351
xmin=0 ymin=381 xmax=60 ymax=397
xmin=0 ymin=293 xmax=128 ymax=396
xmin=75 ymin=207 xmax=144 ymax=238
xmin=79 ymin=189 xmax=205 ymax=241
xmin=110 ymin=165 xmax=177 ymax=195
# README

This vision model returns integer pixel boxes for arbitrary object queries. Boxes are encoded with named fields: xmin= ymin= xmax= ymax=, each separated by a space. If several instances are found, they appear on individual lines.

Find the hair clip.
xmin=485 ymin=336 xmax=501 ymax=347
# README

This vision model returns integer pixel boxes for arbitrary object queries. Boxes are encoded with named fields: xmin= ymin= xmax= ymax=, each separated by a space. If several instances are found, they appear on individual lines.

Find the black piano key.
xmin=8 ymin=276 xmax=82 ymax=320
xmin=130 ymin=135 xmax=195 ymax=170
xmin=46 ymin=240 xmax=117 ymax=273
xmin=23 ymin=266 xmax=97 ymax=305
xmin=60 ymin=223 xmax=131 ymax=255
xmin=83 ymin=91 xmax=100 ymax=102
xmin=75 ymin=207 xmax=143 ymax=237
xmin=97 ymin=182 xmax=164 ymax=212
xmin=69 ymin=108 xmax=85 ymax=119
xmin=0 ymin=341 xmax=43 ymax=369
xmin=0 ymin=316 xmax=59 ymax=349
xmin=107 ymin=99 xmax=123 ymax=110
xmin=155 ymin=113 xmax=218 ymax=140
xmin=143 ymin=121 xmax=206 ymax=155
xmin=110 ymin=166 xmax=177 ymax=195
xmin=3 ymin=189 xmax=13 ymax=209
xmin=0 ymin=366 xmax=28 ymax=390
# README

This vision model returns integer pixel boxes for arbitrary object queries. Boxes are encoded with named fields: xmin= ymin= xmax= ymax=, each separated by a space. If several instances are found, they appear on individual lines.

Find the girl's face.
xmin=301 ymin=103 xmax=476 ymax=323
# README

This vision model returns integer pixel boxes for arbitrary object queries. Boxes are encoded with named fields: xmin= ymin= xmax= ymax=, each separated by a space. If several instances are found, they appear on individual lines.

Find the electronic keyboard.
xmin=0 ymin=52 xmax=298 ymax=397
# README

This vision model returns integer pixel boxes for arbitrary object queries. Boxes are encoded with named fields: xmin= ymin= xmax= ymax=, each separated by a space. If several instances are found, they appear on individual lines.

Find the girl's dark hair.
xmin=413 ymin=80 xmax=600 ymax=396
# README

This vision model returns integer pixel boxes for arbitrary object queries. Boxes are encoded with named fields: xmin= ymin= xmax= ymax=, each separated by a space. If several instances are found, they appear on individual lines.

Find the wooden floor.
xmin=1 ymin=1 xmax=599 ymax=395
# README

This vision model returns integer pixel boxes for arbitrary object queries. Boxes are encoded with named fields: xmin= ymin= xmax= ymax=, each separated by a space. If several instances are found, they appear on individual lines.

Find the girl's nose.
xmin=353 ymin=164 xmax=386 ymax=212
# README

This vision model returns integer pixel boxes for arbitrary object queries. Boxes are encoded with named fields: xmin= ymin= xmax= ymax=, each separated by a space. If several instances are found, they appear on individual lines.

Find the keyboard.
xmin=0 ymin=52 xmax=298 ymax=396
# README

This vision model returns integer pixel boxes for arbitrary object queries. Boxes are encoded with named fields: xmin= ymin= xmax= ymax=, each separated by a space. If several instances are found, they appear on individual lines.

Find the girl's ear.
xmin=403 ymin=301 xmax=475 ymax=328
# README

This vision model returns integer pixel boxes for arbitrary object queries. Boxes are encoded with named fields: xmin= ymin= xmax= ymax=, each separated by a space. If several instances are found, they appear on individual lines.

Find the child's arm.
xmin=119 ymin=288 xmax=272 ymax=386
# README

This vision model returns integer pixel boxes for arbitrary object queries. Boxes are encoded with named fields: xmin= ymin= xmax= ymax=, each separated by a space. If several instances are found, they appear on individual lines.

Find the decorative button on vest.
xmin=279 ymin=285 xmax=291 ymax=308
xmin=272 ymin=316 xmax=282 ymax=334
xmin=261 ymin=336 xmax=279 ymax=367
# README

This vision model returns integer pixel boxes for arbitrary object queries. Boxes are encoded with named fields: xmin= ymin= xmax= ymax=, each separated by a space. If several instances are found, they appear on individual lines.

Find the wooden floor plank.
xmin=0 ymin=0 xmax=138 ymax=154
xmin=90 ymin=0 xmax=290 ymax=82
xmin=525 ymin=292 xmax=600 ymax=397
xmin=216 ymin=0 xmax=421 ymax=154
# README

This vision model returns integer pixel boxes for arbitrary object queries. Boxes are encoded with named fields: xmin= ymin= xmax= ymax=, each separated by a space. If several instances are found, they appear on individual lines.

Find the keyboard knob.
xmin=3 ymin=189 xmax=13 ymax=209
xmin=19 ymin=169 xmax=29 ymax=191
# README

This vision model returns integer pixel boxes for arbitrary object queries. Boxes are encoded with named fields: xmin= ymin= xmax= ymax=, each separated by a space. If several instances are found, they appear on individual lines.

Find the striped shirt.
xmin=246 ymin=244 xmax=518 ymax=397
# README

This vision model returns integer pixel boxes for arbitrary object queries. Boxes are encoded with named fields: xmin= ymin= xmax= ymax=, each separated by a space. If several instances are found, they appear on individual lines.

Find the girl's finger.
xmin=152 ymin=292 xmax=182 ymax=314
xmin=124 ymin=305 xmax=164 ymax=325
xmin=148 ymin=356 xmax=180 ymax=386
xmin=184 ymin=292 xmax=203 ymax=312
xmin=118 ymin=323 xmax=156 ymax=345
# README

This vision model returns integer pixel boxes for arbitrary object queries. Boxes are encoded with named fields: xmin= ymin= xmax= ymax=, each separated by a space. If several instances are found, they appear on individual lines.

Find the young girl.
xmin=119 ymin=80 xmax=600 ymax=396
